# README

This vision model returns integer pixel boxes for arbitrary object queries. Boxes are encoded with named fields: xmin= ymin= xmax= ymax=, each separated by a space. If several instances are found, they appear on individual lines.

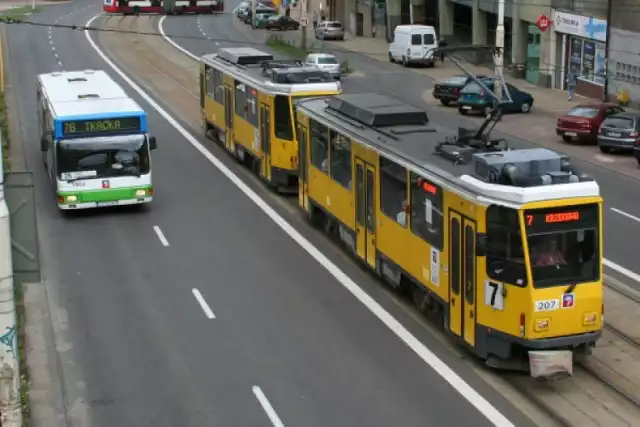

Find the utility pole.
xmin=494 ymin=0 xmax=505 ymax=103
xmin=300 ymin=0 xmax=308 ymax=51
xmin=251 ymin=0 xmax=257 ymax=29
xmin=603 ymin=0 xmax=613 ymax=101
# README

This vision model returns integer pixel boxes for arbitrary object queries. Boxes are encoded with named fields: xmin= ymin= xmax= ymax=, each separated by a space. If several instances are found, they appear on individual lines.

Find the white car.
xmin=304 ymin=53 xmax=341 ymax=80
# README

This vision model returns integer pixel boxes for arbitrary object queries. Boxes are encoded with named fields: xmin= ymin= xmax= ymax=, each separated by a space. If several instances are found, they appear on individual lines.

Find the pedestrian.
xmin=438 ymin=40 xmax=448 ymax=63
xmin=285 ymin=5 xmax=290 ymax=17
xmin=312 ymin=10 xmax=318 ymax=29
xmin=567 ymin=68 xmax=578 ymax=101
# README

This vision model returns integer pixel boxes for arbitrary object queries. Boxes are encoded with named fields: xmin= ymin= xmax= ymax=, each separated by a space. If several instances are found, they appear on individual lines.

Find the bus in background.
xmin=37 ymin=69 xmax=158 ymax=212
xmin=103 ymin=0 xmax=224 ymax=14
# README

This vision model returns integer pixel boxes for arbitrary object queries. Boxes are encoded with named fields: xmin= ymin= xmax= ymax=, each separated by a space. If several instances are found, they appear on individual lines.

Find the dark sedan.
xmin=432 ymin=75 xmax=486 ymax=106
xmin=265 ymin=15 xmax=300 ymax=30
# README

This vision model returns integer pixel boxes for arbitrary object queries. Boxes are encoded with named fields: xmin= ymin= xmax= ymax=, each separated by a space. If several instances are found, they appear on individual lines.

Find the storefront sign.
xmin=553 ymin=10 xmax=607 ymax=42
xmin=536 ymin=14 xmax=550 ymax=32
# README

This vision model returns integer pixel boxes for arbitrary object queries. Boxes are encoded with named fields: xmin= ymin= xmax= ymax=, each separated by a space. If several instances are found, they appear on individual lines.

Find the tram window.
xmin=213 ymin=69 xmax=223 ymax=103
xmin=309 ymin=118 xmax=329 ymax=173
xmin=329 ymin=130 xmax=352 ymax=188
xmin=486 ymin=205 xmax=527 ymax=287
xmin=235 ymin=80 xmax=247 ymax=118
xmin=205 ymin=65 xmax=215 ymax=98
xmin=465 ymin=225 xmax=475 ymax=304
xmin=274 ymin=95 xmax=294 ymax=141
xmin=245 ymin=85 xmax=258 ymax=127
xmin=380 ymin=157 xmax=408 ymax=227
xmin=410 ymin=172 xmax=443 ymax=250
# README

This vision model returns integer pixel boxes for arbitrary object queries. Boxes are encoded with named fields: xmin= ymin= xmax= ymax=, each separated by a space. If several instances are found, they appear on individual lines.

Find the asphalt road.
xmin=164 ymin=11 xmax=640 ymax=288
xmin=6 ymin=2 xmax=537 ymax=426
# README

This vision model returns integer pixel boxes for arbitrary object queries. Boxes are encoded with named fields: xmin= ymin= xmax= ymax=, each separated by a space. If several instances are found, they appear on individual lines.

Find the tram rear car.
xmin=295 ymin=93 xmax=603 ymax=369
xmin=103 ymin=0 xmax=224 ymax=14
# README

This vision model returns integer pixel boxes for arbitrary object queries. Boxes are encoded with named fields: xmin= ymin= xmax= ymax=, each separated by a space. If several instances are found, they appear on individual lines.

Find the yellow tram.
xmin=295 ymin=93 xmax=603 ymax=366
xmin=199 ymin=47 xmax=341 ymax=191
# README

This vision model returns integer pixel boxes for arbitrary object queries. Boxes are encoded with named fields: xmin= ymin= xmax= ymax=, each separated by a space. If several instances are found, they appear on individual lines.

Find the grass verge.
xmin=0 ymin=5 xmax=43 ymax=21
xmin=15 ymin=283 xmax=30 ymax=426
xmin=265 ymin=35 xmax=353 ymax=75
xmin=0 ymin=91 xmax=9 ymax=172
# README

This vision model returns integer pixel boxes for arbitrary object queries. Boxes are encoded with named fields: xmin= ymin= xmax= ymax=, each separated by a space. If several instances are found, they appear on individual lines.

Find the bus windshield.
xmin=524 ymin=204 xmax=599 ymax=288
xmin=56 ymin=134 xmax=150 ymax=181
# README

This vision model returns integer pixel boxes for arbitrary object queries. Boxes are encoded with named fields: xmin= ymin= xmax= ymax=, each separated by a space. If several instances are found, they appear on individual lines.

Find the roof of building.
xmin=297 ymin=93 xmax=600 ymax=206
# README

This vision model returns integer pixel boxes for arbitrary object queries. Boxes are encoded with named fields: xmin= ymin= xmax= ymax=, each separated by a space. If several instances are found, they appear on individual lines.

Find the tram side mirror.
xmin=476 ymin=232 xmax=487 ymax=257
xmin=40 ymin=132 xmax=51 ymax=151
xmin=149 ymin=136 xmax=157 ymax=150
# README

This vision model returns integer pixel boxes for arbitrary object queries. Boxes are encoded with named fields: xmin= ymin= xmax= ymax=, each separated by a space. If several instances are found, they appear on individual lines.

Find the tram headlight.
xmin=583 ymin=312 xmax=597 ymax=325
xmin=535 ymin=318 xmax=550 ymax=332
xmin=66 ymin=195 xmax=77 ymax=202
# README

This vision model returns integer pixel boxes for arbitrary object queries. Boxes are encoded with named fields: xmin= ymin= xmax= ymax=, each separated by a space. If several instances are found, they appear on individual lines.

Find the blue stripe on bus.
xmin=53 ymin=111 xmax=148 ymax=139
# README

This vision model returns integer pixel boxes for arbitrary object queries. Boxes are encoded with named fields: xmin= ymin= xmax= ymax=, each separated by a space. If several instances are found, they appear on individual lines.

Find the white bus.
xmin=37 ymin=69 xmax=157 ymax=211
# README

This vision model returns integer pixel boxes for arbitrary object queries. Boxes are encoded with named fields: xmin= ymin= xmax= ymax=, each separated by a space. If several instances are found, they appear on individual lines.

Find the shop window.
xmin=410 ymin=172 xmax=443 ymax=250
xmin=274 ymin=95 xmax=294 ymax=140
xmin=568 ymin=36 xmax=606 ymax=85
xmin=380 ymin=157 xmax=407 ymax=226
xmin=329 ymin=130 xmax=351 ymax=188
xmin=309 ymin=118 xmax=329 ymax=173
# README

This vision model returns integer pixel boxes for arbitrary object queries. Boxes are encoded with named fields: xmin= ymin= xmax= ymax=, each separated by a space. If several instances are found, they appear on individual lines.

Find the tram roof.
xmin=297 ymin=93 xmax=600 ymax=206
xmin=200 ymin=47 xmax=341 ymax=96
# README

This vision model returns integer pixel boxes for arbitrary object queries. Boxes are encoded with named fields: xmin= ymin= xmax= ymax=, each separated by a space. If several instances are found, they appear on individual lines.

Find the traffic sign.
xmin=536 ymin=14 xmax=550 ymax=32
xmin=300 ymin=17 xmax=308 ymax=27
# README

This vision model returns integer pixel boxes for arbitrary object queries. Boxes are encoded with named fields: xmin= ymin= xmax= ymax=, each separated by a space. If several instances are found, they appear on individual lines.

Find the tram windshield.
xmin=524 ymin=204 xmax=600 ymax=288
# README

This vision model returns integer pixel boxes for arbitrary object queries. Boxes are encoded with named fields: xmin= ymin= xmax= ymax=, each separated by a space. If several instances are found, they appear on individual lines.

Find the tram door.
xmin=223 ymin=85 xmax=234 ymax=152
xmin=260 ymin=103 xmax=271 ymax=181
xmin=297 ymin=124 xmax=309 ymax=210
xmin=449 ymin=210 xmax=477 ymax=347
xmin=355 ymin=159 xmax=377 ymax=269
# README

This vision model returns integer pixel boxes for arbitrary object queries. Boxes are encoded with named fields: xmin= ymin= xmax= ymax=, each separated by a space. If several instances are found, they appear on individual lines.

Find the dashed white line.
xmin=152 ymin=225 xmax=170 ymax=247
xmin=252 ymin=386 xmax=285 ymax=427
xmin=192 ymin=288 xmax=216 ymax=319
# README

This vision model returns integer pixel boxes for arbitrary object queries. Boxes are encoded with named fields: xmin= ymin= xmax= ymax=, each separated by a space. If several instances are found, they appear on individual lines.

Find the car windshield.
xmin=567 ymin=107 xmax=599 ymax=118
xmin=317 ymin=57 xmax=339 ymax=64
xmin=525 ymin=204 xmax=599 ymax=288
xmin=57 ymin=134 xmax=150 ymax=181
xmin=443 ymin=76 xmax=466 ymax=85
xmin=602 ymin=116 xmax=635 ymax=129
xmin=327 ymin=22 xmax=342 ymax=28
xmin=461 ymin=81 xmax=490 ymax=94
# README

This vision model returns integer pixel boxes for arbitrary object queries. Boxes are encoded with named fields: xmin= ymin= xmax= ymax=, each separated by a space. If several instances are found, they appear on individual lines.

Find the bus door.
xmin=259 ymin=103 xmax=271 ymax=181
xmin=355 ymin=158 xmax=376 ymax=269
xmin=297 ymin=123 xmax=309 ymax=210
xmin=448 ymin=210 xmax=477 ymax=347
xmin=223 ymin=85 xmax=234 ymax=152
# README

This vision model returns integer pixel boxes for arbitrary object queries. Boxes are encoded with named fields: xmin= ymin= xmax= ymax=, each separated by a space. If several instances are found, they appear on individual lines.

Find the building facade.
xmin=608 ymin=0 xmax=640 ymax=106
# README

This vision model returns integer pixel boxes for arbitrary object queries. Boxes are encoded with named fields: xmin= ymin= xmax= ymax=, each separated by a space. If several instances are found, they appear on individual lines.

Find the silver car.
xmin=314 ymin=21 xmax=345 ymax=40
xmin=304 ymin=53 xmax=341 ymax=80
xmin=597 ymin=112 xmax=640 ymax=153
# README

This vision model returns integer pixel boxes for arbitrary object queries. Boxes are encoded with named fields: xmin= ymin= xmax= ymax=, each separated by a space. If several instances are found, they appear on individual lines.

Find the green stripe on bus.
xmin=58 ymin=186 xmax=152 ymax=203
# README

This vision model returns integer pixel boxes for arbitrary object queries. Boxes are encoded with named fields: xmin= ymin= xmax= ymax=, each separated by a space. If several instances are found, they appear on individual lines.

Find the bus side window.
xmin=274 ymin=95 xmax=294 ymax=141
xmin=486 ymin=205 xmax=527 ymax=287
xmin=379 ymin=156 xmax=408 ymax=227
xmin=410 ymin=172 xmax=443 ymax=250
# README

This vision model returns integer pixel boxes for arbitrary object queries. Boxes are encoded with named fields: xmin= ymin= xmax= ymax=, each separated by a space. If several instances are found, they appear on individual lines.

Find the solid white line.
xmin=152 ymin=225 xmax=170 ymax=247
xmin=158 ymin=16 xmax=200 ymax=61
xmin=604 ymin=259 xmax=640 ymax=284
xmin=252 ymin=386 xmax=285 ymax=427
xmin=192 ymin=288 xmax=216 ymax=319
xmin=85 ymin=13 xmax=514 ymax=426
xmin=610 ymin=207 xmax=640 ymax=223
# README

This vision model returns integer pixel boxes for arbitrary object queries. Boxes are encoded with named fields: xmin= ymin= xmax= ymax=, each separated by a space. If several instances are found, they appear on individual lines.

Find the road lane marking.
xmin=604 ymin=259 xmax=640 ymax=284
xmin=252 ymin=386 xmax=285 ymax=427
xmin=192 ymin=288 xmax=216 ymax=319
xmin=611 ymin=207 xmax=640 ymax=223
xmin=86 ymin=13 xmax=515 ymax=426
xmin=152 ymin=225 xmax=170 ymax=247
xmin=158 ymin=16 xmax=200 ymax=61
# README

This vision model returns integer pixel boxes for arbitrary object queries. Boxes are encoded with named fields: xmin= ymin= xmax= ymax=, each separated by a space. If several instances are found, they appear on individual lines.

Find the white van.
xmin=388 ymin=25 xmax=439 ymax=67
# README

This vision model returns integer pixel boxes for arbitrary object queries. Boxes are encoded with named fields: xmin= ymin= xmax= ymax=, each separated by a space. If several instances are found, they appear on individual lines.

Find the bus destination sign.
xmin=62 ymin=116 xmax=141 ymax=136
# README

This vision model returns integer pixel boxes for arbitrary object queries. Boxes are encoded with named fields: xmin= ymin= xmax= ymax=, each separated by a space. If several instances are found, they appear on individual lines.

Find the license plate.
xmin=564 ymin=132 xmax=577 ymax=137
xmin=98 ymin=201 xmax=117 ymax=207
xmin=462 ymin=105 xmax=471 ymax=110
xmin=608 ymin=132 xmax=621 ymax=137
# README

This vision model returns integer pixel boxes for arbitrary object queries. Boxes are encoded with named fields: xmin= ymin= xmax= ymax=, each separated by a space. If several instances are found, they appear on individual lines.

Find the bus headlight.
xmin=535 ymin=318 xmax=550 ymax=332
xmin=136 ymin=189 xmax=146 ymax=197
xmin=583 ymin=312 xmax=597 ymax=325
xmin=66 ymin=195 xmax=77 ymax=202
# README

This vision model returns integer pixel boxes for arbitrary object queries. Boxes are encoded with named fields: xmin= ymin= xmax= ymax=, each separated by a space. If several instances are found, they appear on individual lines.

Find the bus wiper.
xmin=565 ymin=283 xmax=577 ymax=294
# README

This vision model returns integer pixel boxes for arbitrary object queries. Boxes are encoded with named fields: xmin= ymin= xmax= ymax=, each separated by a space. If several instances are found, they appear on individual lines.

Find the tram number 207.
xmin=534 ymin=299 xmax=559 ymax=312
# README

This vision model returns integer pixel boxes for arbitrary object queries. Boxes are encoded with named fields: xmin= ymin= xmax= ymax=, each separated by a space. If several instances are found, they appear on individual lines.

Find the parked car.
xmin=254 ymin=11 xmax=277 ymax=28
xmin=432 ymin=75 xmax=486 ymax=106
xmin=314 ymin=20 xmax=345 ymax=40
xmin=236 ymin=4 xmax=250 ymax=19
xmin=265 ymin=15 xmax=300 ymax=30
xmin=388 ymin=24 xmax=438 ymax=67
xmin=243 ymin=7 xmax=276 ymax=25
xmin=457 ymin=78 xmax=534 ymax=116
xmin=556 ymin=103 xmax=624 ymax=144
xmin=596 ymin=111 xmax=640 ymax=153
xmin=305 ymin=53 xmax=341 ymax=80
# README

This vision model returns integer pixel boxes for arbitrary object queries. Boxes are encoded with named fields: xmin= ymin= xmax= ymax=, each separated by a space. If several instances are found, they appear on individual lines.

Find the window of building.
xmin=410 ymin=172 xmax=443 ymax=250
xmin=568 ymin=36 xmax=606 ymax=86
xmin=274 ymin=95 xmax=294 ymax=140
xmin=329 ymin=130 xmax=351 ymax=188
xmin=309 ymin=118 xmax=329 ymax=172
xmin=486 ymin=205 xmax=527 ymax=287
xmin=380 ymin=157 xmax=407 ymax=226
xmin=213 ymin=69 xmax=223 ymax=103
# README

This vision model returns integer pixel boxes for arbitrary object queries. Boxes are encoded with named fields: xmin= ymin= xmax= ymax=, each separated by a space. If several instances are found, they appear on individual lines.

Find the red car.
xmin=556 ymin=103 xmax=625 ymax=144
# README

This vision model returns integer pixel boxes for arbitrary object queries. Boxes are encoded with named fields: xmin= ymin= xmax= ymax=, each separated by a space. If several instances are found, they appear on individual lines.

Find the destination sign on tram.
xmin=525 ymin=204 xmax=598 ymax=228
xmin=62 ymin=116 xmax=141 ymax=136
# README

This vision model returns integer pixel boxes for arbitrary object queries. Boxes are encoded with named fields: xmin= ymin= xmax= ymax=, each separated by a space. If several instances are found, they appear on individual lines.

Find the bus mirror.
xmin=149 ymin=136 xmax=157 ymax=150
xmin=476 ymin=232 xmax=487 ymax=257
